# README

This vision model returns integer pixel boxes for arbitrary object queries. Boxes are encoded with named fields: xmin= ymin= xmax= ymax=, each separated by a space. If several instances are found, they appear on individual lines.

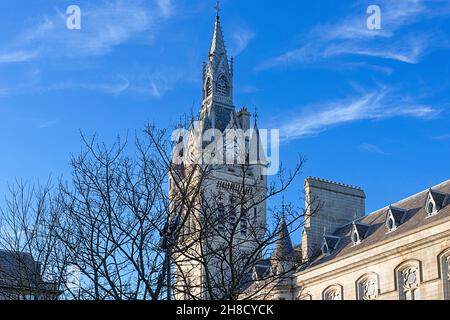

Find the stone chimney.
xmin=236 ymin=107 xmax=251 ymax=131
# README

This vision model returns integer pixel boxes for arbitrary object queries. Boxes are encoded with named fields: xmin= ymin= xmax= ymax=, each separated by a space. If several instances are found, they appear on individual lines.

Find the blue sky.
xmin=0 ymin=0 xmax=449 ymax=217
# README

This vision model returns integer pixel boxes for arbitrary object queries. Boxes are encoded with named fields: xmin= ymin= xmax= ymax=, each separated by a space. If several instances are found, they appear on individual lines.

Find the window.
xmin=396 ymin=262 xmax=421 ymax=300
xmin=351 ymin=224 xmax=361 ymax=245
xmin=240 ymin=212 xmax=248 ymax=236
xmin=216 ymin=75 xmax=229 ymax=96
xmin=206 ymin=77 xmax=213 ymax=97
xmin=228 ymin=197 xmax=237 ymax=231
xmin=218 ymin=203 xmax=225 ymax=232
xmin=426 ymin=194 xmax=437 ymax=216
xmin=357 ymin=274 xmax=379 ymax=300
xmin=323 ymin=285 xmax=343 ymax=300
xmin=321 ymin=236 xmax=340 ymax=256
xmin=387 ymin=216 xmax=395 ymax=231
xmin=439 ymin=249 xmax=450 ymax=300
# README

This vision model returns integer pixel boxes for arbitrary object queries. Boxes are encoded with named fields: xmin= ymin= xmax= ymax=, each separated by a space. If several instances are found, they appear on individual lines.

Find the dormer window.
xmin=321 ymin=235 xmax=340 ymax=256
xmin=385 ymin=206 xmax=407 ymax=233
xmin=351 ymin=222 xmax=370 ymax=245
xmin=424 ymin=189 xmax=447 ymax=217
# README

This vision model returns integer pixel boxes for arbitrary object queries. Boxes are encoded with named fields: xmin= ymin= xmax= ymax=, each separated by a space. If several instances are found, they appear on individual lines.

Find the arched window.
xmin=240 ymin=211 xmax=248 ymax=236
xmin=386 ymin=215 xmax=396 ymax=231
xmin=323 ymin=285 xmax=343 ymax=300
xmin=216 ymin=75 xmax=229 ymax=96
xmin=439 ymin=249 xmax=450 ymax=300
xmin=206 ymin=77 xmax=213 ymax=97
xmin=356 ymin=274 xmax=379 ymax=300
xmin=228 ymin=196 xmax=237 ymax=232
xmin=396 ymin=261 xmax=421 ymax=300
xmin=426 ymin=194 xmax=437 ymax=216
xmin=218 ymin=203 xmax=225 ymax=232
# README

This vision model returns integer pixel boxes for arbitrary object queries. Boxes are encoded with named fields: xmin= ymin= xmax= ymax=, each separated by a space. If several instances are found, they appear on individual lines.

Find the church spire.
xmin=209 ymin=10 xmax=228 ymax=60
xmin=200 ymin=4 xmax=234 ymax=131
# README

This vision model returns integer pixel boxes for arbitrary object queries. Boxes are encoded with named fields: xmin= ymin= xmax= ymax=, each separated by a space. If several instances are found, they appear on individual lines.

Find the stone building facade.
xmin=171 ymin=10 xmax=450 ymax=301
xmin=246 ymin=178 xmax=450 ymax=300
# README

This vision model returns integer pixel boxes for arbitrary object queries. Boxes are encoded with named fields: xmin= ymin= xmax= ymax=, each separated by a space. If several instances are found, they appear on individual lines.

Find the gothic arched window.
xmin=240 ymin=211 xmax=248 ymax=237
xmin=396 ymin=261 xmax=421 ymax=300
xmin=323 ymin=285 xmax=343 ymax=300
xmin=356 ymin=274 xmax=379 ymax=300
xmin=228 ymin=196 xmax=237 ymax=232
xmin=439 ymin=249 xmax=450 ymax=300
xmin=216 ymin=75 xmax=229 ymax=97
xmin=426 ymin=194 xmax=437 ymax=216
xmin=218 ymin=203 xmax=225 ymax=232
xmin=206 ymin=77 xmax=213 ymax=97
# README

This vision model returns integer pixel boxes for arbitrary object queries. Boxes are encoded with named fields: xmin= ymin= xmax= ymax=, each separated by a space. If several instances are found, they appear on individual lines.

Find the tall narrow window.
xmin=397 ymin=262 xmax=421 ymax=300
xmin=357 ymin=274 xmax=379 ymax=300
xmin=228 ymin=197 xmax=236 ymax=232
xmin=218 ymin=203 xmax=225 ymax=232
xmin=216 ymin=75 xmax=229 ymax=96
xmin=240 ymin=212 xmax=248 ymax=236
xmin=206 ymin=77 xmax=213 ymax=97
xmin=439 ymin=250 xmax=450 ymax=300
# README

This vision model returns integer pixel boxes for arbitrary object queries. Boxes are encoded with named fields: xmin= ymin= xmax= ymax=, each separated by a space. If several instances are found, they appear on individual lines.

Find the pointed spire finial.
xmin=215 ymin=0 xmax=221 ymax=20
xmin=254 ymin=106 xmax=258 ymax=127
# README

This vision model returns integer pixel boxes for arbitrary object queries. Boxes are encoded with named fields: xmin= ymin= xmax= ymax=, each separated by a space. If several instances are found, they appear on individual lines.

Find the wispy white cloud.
xmin=0 ymin=50 xmax=39 ymax=64
xmin=41 ymin=69 xmax=182 ymax=98
xmin=231 ymin=27 xmax=255 ymax=56
xmin=279 ymin=87 xmax=440 ymax=142
xmin=259 ymin=0 xmax=450 ymax=70
xmin=156 ymin=0 xmax=174 ymax=18
xmin=359 ymin=143 xmax=388 ymax=155
xmin=2 ymin=0 xmax=174 ymax=61
xmin=45 ymin=75 xmax=131 ymax=95
xmin=433 ymin=133 xmax=450 ymax=141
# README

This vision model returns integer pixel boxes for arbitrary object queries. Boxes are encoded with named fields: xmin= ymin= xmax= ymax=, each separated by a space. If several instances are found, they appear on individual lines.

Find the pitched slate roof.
xmin=305 ymin=179 xmax=450 ymax=269
xmin=0 ymin=250 xmax=40 ymax=283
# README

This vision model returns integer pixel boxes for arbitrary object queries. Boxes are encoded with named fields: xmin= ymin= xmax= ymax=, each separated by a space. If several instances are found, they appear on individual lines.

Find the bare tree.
xmin=0 ymin=121 xmax=316 ymax=301
xmin=0 ymin=181 xmax=65 ymax=300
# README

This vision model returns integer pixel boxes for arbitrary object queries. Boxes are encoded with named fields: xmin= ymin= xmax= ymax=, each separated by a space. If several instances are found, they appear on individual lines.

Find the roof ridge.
xmin=362 ymin=179 xmax=450 ymax=219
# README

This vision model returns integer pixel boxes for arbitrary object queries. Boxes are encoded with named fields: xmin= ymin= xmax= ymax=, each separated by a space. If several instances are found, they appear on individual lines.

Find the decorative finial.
xmin=323 ymin=226 xmax=327 ymax=236
xmin=215 ymin=0 xmax=220 ymax=20
xmin=281 ymin=196 xmax=286 ymax=218
xmin=254 ymin=106 xmax=258 ymax=126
